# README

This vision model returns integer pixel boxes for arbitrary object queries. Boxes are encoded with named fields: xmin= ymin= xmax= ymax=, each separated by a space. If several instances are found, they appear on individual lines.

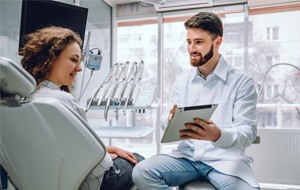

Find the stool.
xmin=178 ymin=179 xmax=215 ymax=190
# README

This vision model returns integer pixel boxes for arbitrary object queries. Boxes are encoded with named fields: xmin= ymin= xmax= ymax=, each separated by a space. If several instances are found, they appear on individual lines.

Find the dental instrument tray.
xmin=161 ymin=104 xmax=218 ymax=143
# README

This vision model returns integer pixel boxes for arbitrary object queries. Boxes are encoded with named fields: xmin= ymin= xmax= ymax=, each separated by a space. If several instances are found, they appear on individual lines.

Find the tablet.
xmin=161 ymin=104 xmax=218 ymax=143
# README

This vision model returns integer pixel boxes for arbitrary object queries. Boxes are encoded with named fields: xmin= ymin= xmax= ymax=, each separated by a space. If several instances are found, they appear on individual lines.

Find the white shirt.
xmin=162 ymin=55 xmax=259 ymax=187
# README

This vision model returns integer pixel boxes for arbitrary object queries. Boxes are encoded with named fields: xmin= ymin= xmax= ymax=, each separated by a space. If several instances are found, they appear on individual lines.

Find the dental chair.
xmin=178 ymin=135 xmax=261 ymax=190
xmin=0 ymin=57 xmax=106 ymax=190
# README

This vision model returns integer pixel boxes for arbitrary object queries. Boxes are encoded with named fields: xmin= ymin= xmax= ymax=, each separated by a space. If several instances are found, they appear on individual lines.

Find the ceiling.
xmin=103 ymin=0 xmax=138 ymax=6
xmin=104 ymin=0 xmax=300 ymax=8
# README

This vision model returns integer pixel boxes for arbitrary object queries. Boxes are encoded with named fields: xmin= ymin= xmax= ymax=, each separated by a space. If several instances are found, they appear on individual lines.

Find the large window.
xmin=116 ymin=3 xmax=300 ymax=134
xmin=249 ymin=6 xmax=300 ymax=129
xmin=117 ymin=24 xmax=158 ymax=86
xmin=114 ymin=2 xmax=300 ymax=156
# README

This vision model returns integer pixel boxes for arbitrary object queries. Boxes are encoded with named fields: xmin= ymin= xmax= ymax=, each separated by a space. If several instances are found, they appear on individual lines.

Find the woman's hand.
xmin=106 ymin=146 xmax=138 ymax=164
xmin=179 ymin=119 xmax=221 ymax=142
xmin=109 ymin=153 xmax=118 ymax=160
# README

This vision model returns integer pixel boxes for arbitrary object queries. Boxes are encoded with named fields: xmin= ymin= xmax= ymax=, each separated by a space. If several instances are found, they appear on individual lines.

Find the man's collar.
xmin=192 ymin=54 xmax=229 ymax=81
xmin=213 ymin=55 xmax=228 ymax=82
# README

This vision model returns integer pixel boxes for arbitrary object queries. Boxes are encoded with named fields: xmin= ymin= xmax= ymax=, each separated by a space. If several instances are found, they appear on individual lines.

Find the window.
xmin=226 ymin=55 xmax=243 ymax=69
xmin=267 ymin=26 xmax=279 ymax=41
xmin=266 ymin=112 xmax=277 ymax=127
xmin=249 ymin=6 xmax=300 ymax=129
xmin=117 ymin=23 xmax=158 ymax=86
xmin=266 ymin=55 xmax=279 ymax=67
xmin=113 ymin=3 xmax=300 ymax=156
xmin=266 ymin=84 xmax=279 ymax=99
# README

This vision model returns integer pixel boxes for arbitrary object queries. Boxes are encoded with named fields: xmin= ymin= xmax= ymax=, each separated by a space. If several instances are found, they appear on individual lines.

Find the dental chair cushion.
xmin=0 ymin=57 xmax=36 ymax=97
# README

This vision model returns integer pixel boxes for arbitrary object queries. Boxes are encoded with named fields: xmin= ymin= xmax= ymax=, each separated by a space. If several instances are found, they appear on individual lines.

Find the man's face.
xmin=186 ymin=28 xmax=216 ymax=67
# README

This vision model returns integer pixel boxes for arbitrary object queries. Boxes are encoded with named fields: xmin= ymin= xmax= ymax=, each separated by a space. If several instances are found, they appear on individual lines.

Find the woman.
xmin=19 ymin=26 xmax=144 ymax=190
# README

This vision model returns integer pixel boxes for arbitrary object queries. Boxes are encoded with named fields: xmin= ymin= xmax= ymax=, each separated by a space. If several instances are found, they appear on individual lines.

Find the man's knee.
xmin=132 ymin=161 xmax=145 ymax=184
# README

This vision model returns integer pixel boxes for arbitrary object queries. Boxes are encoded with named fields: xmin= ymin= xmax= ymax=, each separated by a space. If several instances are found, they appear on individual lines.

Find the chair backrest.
xmin=0 ymin=57 xmax=106 ymax=190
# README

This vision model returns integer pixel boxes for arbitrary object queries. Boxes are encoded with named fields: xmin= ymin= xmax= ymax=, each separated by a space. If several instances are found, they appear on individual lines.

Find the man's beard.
xmin=190 ymin=45 xmax=214 ymax=67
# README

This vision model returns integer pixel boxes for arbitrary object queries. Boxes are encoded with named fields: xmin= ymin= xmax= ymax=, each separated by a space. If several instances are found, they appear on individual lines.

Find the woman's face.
xmin=47 ymin=42 xmax=82 ymax=87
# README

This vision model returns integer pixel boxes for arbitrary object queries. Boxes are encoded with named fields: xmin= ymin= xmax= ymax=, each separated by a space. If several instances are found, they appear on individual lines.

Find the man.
xmin=132 ymin=12 xmax=260 ymax=190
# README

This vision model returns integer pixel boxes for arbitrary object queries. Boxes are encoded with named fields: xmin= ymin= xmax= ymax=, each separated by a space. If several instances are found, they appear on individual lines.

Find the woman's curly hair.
xmin=19 ymin=26 xmax=82 ymax=87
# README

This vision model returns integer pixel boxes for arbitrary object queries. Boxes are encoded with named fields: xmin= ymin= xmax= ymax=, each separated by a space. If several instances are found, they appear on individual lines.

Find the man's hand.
xmin=179 ymin=119 xmax=221 ymax=142
xmin=168 ymin=104 xmax=177 ymax=122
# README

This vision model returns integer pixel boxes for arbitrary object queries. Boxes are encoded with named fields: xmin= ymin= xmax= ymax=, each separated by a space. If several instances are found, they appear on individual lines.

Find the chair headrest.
xmin=0 ymin=57 xmax=36 ymax=97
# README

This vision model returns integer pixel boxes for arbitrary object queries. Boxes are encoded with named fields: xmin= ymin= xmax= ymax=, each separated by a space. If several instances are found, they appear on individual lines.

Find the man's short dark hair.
xmin=184 ymin=12 xmax=223 ymax=39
